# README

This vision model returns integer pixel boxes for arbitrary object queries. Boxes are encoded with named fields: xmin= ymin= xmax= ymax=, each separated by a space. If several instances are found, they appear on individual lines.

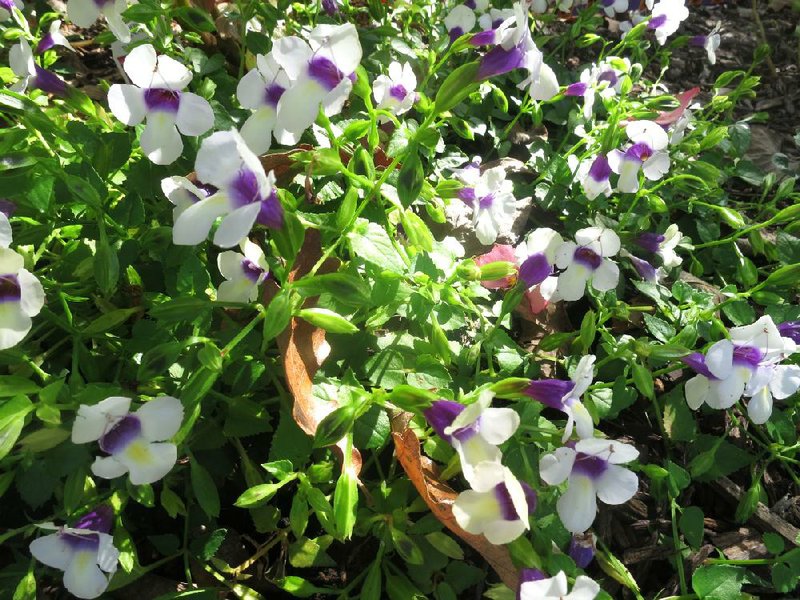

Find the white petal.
xmin=554 ymin=241 xmax=577 ymax=269
xmin=123 ymin=44 xmax=158 ymax=89
xmin=30 ymin=533 xmax=73 ymax=570
xmin=539 ymin=446 xmax=576 ymax=485
xmin=271 ymin=36 xmax=313 ymax=81
xmin=172 ymin=195 xmax=230 ymax=246
xmin=570 ymin=576 xmax=602 ymax=600
xmin=557 ymin=264 xmax=590 ymax=302
xmin=213 ymin=203 xmax=261 ymax=248
xmin=483 ymin=519 xmax=527 ymax=545
xmin=770 ymin=365 xmax=800 ymax=400
xmin=575 ymin=438 xmax=639 ymax=463
xmin=705 ymin=340 xmax=734 ymax=380
xmin=116 ymin=440 xmax=178 ymax=485
xmin=452 ymin=489 xmax=500 ymax=535
xmin=312 ymin=23 xmax=362 ymax=75
xmin=746 ymin=385 xmax=773 ymax=425
xmin=685 ymin=375 xmax=709 ymax=410
xmin=479 ymin=407 xmax=520 ymax=444
xmin=195 ymin=130 xmax=247 ymax=189
xmin=730 ymin=315 xmax=784 ymax=362
xmin=18 ymin=269 xmax=44 ymax=318
xmin=217 ymin=279 xmax=257 ymax=303
xmin=90 ymin=455 xmax=129 ymax=479
xmin=66 ymin=0 xmax=100 ymax=29
xmin=606 ymin=149 xmax=624 ymax=174
xmin=135 ymin=396 xmax=183 ymax=441
xmin=0 ymin=247 xmax=23 ymax=272
xmin=557 ymin=475 xmax=597 ymax=533
xmin=595 ymin=464 xmax=638 ymax=504
xmin=616 ymin=157 xmax=641 ymax=193
xmin=0 ymin=304 xmax=32 ymax=351
xmin=0 ymin=213 xmax=10 ymax=248
xmin=176 ymin=92 xmax=214 ymax=136
xmin=95 ymin=533 xmax=119 ymax=574
xmin=64 ymin=550 xmax=110 ymax=599
xmin=140 ymin=116 xmax=182 ymax=165
xmin=572 ymin=402 xmax=595 ymax=440
xmin=468 ymin=460 xmax=506 ymax=493
xmin=241 ymin=238 xmax=266 ymax=266
xmin=627 ymin=120 xmax=668 ymax=150
xmin=104 ymin=0 xmax=130 ymax=44
xmin=237 ymin=68 xmax=267 ymax=109
xmin=153 ymin=54 xmax=192 ymax=90
xmin=445 ymin=4 xmax=476 ymax=33
xmin=107 ymin=84 xmax=146 ymax=126
xmin=706 ymin=370 xmax=748 ymax=409
xmin=240 ymin=107 xmax=277 ymax=156
xmin=527 ymin=63 xmax=559 ymax=101
xmin=457 ymin=437 xmax=502 ymax=488
xmin=217 ymin=250 xmax=244 ymax=281
xmin=322 ymin=78 xmax=353 ymax=117
xmin=276 ymin=78 xmax=327 ymax=139
xmin=642 ymin=152 xmax=670 ymax=180
xmin=590 ymin=259 xmax=619 ymax=292
xmin=72 ymin=397 xmax=131 ymax=444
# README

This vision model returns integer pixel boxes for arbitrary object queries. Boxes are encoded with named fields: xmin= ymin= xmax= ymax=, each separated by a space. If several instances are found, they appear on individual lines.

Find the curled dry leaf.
xmin=390 ymin=411 xmax=519 ymax=590
xmin=654 ymin=87 xmax=700 ymax=126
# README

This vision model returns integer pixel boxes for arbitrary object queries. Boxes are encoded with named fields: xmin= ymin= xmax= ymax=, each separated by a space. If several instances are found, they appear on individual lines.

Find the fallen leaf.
xmin=390 ymin=411 xmax=519 ymax=590
xmin=655 ymin=87 xmax=700 ymax=126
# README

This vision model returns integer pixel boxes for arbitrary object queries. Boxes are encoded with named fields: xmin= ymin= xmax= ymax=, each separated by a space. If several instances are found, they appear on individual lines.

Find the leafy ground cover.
xmin=1 ymin=0 xmax=799 ymax=598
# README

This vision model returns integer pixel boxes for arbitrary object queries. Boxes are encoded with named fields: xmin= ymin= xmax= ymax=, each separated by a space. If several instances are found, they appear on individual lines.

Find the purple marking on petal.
xmin=264 ymin=83 xmax=286 ymax=108
xmin=424 ymin=400 xmax=465 ymax=444
xmin=519 ymin=568 xmax=547 ymax=585
xmin=573 ymin=246 xmax=603 ymax=270
xmin=572 ymin=451 xmax=609 ymax=479
xmin=458 ymin=187 xmax=477 ymax=205
xmin=690 ymin=35 xmax=707 ymax=47
xmin=256 ymin=188 xmax=284 ymax=229
xmin=525 ymin=379 xmax=574 ymax=411
xmin=230 ymin=169 xmax=262 ymax=209
xmin=99 ymin=415 xmax=141 ymax=454
xmin=597 ymin=70 xmax=618 ymax=86
xmin=241 ymin=258 xmax=264 ymax=283
xmin=62 ymin=531 xmax=100 ymax=552
xmin=308 ymin=55 xmax=344 ymax=91
xmin=389 ymin=84 xmax=408 ymax=101
xmin=681 ymin=352 xmax=717 ymax=379
xmin=0 ymin=274 xmax=21 ymax=303
xmin=32 ymin=65 xmax=66 ymax=96
xmin=565 ymin=82 xmax=588 ymax=97
xmin=478 ymin=193 xmax=495 ymax=209
xmin=491 ymin=18 xmax=504 ymax=28
xmin=0 ymin=0 xmax=15 ymax=10
xmin=36 ymin=34 xmax=55 ymax=54
xmin=470 ymin=29 xmax=497 ymax=46
xmin=629 ymin=254 xmax=658 ymax=282
xmin=635 ymin=232 xmax=665 ymax=253
xmin=626 ymin=142 xmax=653 ymax=162
xmin=144 ymin=88 xmax=181 ymax=113
xmin=521 ymin=481 xmax=537 ymax=515
xmin=464 ymin=0 xmax=477 ymax=8
xmin=778 ymin=321 xmax=800 ymax=344
xmin=449 ymin=26 xmax=465 ymax=44
xmin=494 ymin=482 xmax=519 ymax=521
xmin=601 ymin=0 xmax=615 ymax=6
xmin=0 ymin=199 xmax=17 ymax=217
xmin=568 ymin=533 xmax=595 ymax=568
xmin=72 ymin=506 xmax=113 ymax=534
xmin=477 ymin=44 xmax=524 ymax=80
xmin=588 ymin=154 xmax=612 ymax=183
xmin=197 ymin=183 xmax=218 ymax=198
xmin=648 ymin=13 xmax=668 ymax=29
xmin=322 ymin=0 xmax=339 ymax=15
xmin=519 ymin=253 xmax=553 ymax=287
xmin=732 ymin=345 xmax=763 ymax=369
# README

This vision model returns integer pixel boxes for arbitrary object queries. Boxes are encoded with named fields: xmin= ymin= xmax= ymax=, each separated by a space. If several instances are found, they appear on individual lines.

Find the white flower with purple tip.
xmin=518 ymin=569 xmax=600 ymax=600
xmin=514 ymin=227 xmax=563 ymax=299
xmin=476 ymin=1 xmax=543 ymax=88
xmin=271 ymin=23 xmax=362 ymax=143
xmin=424 ymin=391 xmax=520 ymax=487
xmin=9 ymin=38 xmax=67 ymax=96
xmin=573 ymin=154 xmax=613 ymax=200
xmin=540 ymin=438 xmax=639 ymax=533
xmin=456 ymin=165 xmax=518 ymax=246
xmin=72 ymin=395 xmax=184 ymax=485
xmin=683 ymin=316 xmax=800 ymax=423
xmin=217 ymin=239 xmax=269 ymax=303
xmin=372 ymin=61 xmax=417 ymax=122
xmin=598 ymin=0 xmax=629 ymax=16
xmin=29 ymin=506 xmax=120 ymax=600
xmin=525 ymin=355 xmax=596 ymax=442
xmin=635 ymin=224 xmax=683 ymax=269
xmin=565 ymin=59 xmax=627 ymax=119
xmin=36 ymin=20 xmax=73 ymax=53
xmin=452 ymin=462 xmax=536 ymax=545
xmin=647 ymin=0 xmax=689 ymax=45
xmin=552 ymin=227 xmax=620 ymax=302
xmin=477 ymin=7 xmax=514 ymax=33
xmin=445 ymin=4 xmax=477 ymax=43
xmin=0 ymin=246 xmax=45 ymax=351
xmin=161 ymin=176 xmax=218 ymax=222
xmin=690 ymin=26 xmax=720 ymax=65
xmin=237 ymin=52 xmax=294 ymax=155
xmin=608 ymin=120 xmax=670 ymax=194
xmin=107 ymin=44 xmax=214 ymax=165
xmin=568 ymin=532 xmax=596 ymax=568
xmin=172 ymin=130 xmax=282 ymax=248
xmin=0 ymin=0 xmax=23 ymax=21
xmin=67 ymin=0 xmax=130 ymax=42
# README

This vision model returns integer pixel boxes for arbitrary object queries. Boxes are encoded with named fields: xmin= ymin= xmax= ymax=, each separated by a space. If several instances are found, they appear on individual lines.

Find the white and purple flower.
xmin=107 ymin=44 xmax=214 ymax=165
xmin=518 ymin=569 xmax=600 ymax=600
xmin=778 ymin=321 xmax=800 ymax=345
xmin=455 ymin=164 xmax=518 ymax=246
xmin=445 ymin=4 xmax=477 ymax=44
xmin=572 ymin=154 xmax=613 ymax=200
xmin=36 ymin=19 xmax=73 ymax=53
xmin=608 ymin=120 xmax=671 ymax=194
xmin=635 ymin=224 xmax=683 ymax=269
xmin=690 ymin=27 xmax=721 ymax=65
xmin=525 ymin=355 xmax=596 ymax=442
xmin=647 ymin=0 xmax=689 ymax=45
xmin=514 ymin=227 xmax=563 ymax=296
xmin=552 ymin=227 xmax=621 ymax=302
xmin=160 ymin=176 xmax=218 ymax=222
xmin=476 ymin=1 xmax=543 ymax=88
xmin=0 ymin=0 xmax=23 ymax=22
xmin=29 ymin=506 xmax=120 ymax=599
xmin=172 ymin=130 xmax=282 ymax=248
xmin=0 ymin=246 xmax=45 ymax=351
xmin=9 ymin=38 xmax=67 ymax=96
xmin=539 ymin=438 xmax=639 ymax=533
xmin=372 ymin=61 xmax=417 ymax=122
xmin=568 ymin=532 xmax=596 ymax=568
xmin=67 ymin=0 xmax=130 ymax=43
xmin=217 ymin=239 xmax=270 ymax=303
xmin=72 ymin=395 xmax=184 ymax=485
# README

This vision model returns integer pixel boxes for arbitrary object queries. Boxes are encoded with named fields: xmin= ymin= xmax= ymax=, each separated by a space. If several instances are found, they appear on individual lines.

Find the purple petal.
xmin=32 ymin=65 xmax=66 ymax=96
xmin=525 ymin=379 xmax=574 ymax=411
xmin=256 ymin=189 xmax=283 ymax=229
xmin=389 ymin=84 xmax=408 ymax=101
xmin=464 ymin=0 xmax=477 ymax=8
xmin=62 ymin=531 xmax=100 ymax=552
xmin=241 ymin=258 xmax=265 ymax=282
xmin=519 ymin=253 xmax=552 ymax=287
xmin=0 ymin=199 xmax=16 ymax=217
xmin=321 ymin=0 xmax=339 ymax=15
xmin=99 ymin=415 xmax=141 ymax=454
xmin=478 ymin=193 xmax=495 ymax=209
xmin=628 ymin=254 xmax=657 ymax=282
xmin=494 ymin=482 xmax=519 ymax=520
xmin=573 ymin=246 xmax=602 ymax=270
xmin=424 ymin=400 xmax=465 ymax=444
xmin=690 ymin=35 xmax=707 ymax=47
xmin=72 ymin=506 xmax=114 ymax=534
xmin=635 ymin=232 xmax=665 ymax=253
xmin=681 ymin=353 xmax=717 ymax=379
xmin=568 ymin=533 xmax=595 ymax=568
xmin=565 ymin=82 xmax=588 ymax=97
xmin=588 ymin=154 xmax=611 ymax=183
xmin=778 ymin=321 xmax=800 ymax=344
xmin=264 ymin=83 xmax=286 ymax=108
xmin=477 ymin=44 xmax=524 ymax=80
xmin=231 ymin=169 xmax=262 ymax=209
xmin=449 ymin=26 xmax=465 ymax=45
xmin=597 ymin=70 xmax=618 ymax=86
xmin=458 ymin=187 xmax=477 ymax=205
xmin=648 ymin=14 xmax=668 ymax=29
xmin=36 ymin=34 xmax=55 ymax=54
xmin=0 ymin=274 xmax=21 ymax=303
xmin=519 ymin=568 xmax=547 ymax=585
xmin=470 ymin=29 xmax=498 ymax=46
xmin=732 ymin=345 xmax=762 ymax=369
xmin=572 ymin=451 xmax=609 ymax=479
xmin=625 ymin=142 xmax=653 ymax=162
xmin=521 ymin=481 xmax=537 ymax=515
xmin=144 ymin=88 xmax=181 ymax=113
xmin=308 ymin=55 xmax=344 ymax=91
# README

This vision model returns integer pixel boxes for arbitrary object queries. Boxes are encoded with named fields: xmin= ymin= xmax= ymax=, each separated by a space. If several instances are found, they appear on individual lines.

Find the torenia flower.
xmin=160 ymin=176 xmax=218 ymax=222
xmin=648 ymin=0 xmax=689 ymax=45
xmin=683 ymin=316 xmax=800 ymax=423
xmin=635 ymin=224 xmax=683 ymax=269
xmin=321 ymin=0 xmax=339 ymax=15
xmin=553 ymin=227 xmax=620 ymax=302
xmin=30 ymin=506 xmax=120 ymax=599
xmin=457 ymin=166 xmax=518 ymax=246
xmin=539 ymin=438 xmax=639 ymax=533
xmin=778 ymin=321 xmax=800 ymax=344
xmin=452 ymin=462 xmax=536 ymax=545
xmin=518 ymin=569 xmax=600 ymax=600
xmin=372 ymin=61 xmax=417 ymax=122
xmin=568 ymin=532 xmax=596 ymax=568
xmin=598 ymin=0 xmax=629 ymax=16
xmin=173 ymin=130 xmax=282 ymax=248
xmin=36 ymin=20 xmax=73 ymax=53
xmin=67 ymin=0 xmax=130 ymax=42
xmin=514 ymin=227 xmax=563 ymax=298
xmin=108 ymin=44 xmax=214 ymax=165
xmin=0 ymin=246 xmax=45 ymax=351
xmin=608 ymin=120 xmax=670 ymax=193
xmin=477 ymin=1 xmax=543 ymax=85
xmin=237 ymin=52 xmax=294 ymax=155
xmin=690 ymin=28 xmax=721 ymax=65
xmin=217 ymin=239 xmax=269 ymax=303
xmin=571 ymin=154 xmax=613 ymax=200
xmin=0 ymin=0 xmax=23 ymax=22
xmin=424 ymin=391 xmax=520 ymax=487
xmin=272 ymin=23 xmax=362 ymax=143
xmin=72 ymin=396 xmax=184 ymax=485
xmin=445 ymin=4 xmax=477 ymax=43
xmin=525 ymin=355 xmax=596 ymax=442
xmin=9 ymin=38 xmax=67 ymax=95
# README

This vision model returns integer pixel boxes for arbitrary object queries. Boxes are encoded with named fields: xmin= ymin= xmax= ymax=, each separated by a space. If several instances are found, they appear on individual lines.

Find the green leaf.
xmin=434 ymin=61 xmax=480 ymax=113
xmin=348 ymin=220 xmax=405 ymax=272
xmin=692 ymin=565 xmax=746 ymax=599
xmin=12 ymin=570 xmax=35 ymax=600
xmin=18 ymin=427 xmax=70 ymax=452
xmin=0 ymin=396 xmax=33 ymax=460
xmin=579 ymin=310 xmax=596 ymax=350
xmin=290 ymin=491 xmax=309 ymax=537
xmin=401 ymin=209 xmax=434 ymax=252
xmin=94 ymin=240 xmax=120 ymax=295
xmin=333 ymin=469 xmax=358 ymax=540
xmin=397 ymin=149 xmax=424 ymax=207
xmin=679 ymin=506 xmax=705 ymax=547
xmin=766 ymin=263 xmax=800 ymax=288
xmin=0 ymin=378 xmax=40 ymax=397
xmin=361 ymin=559 xmax=382 ymax=600
xmin=82 ymin=308 xmax=142 ymax=336
xmin=763 ymin=532 xmax=785 ymax=555
xmin=297 ymin=307 xmax=359 ymax=334
xmin=234 ymin=481 xmax=287 ymax=508
xmin=424 ymin=532 xmax=464 ymax=560
xmin=631 ymin=363 xmax=654 ymax=399
xmin=275 ymin=576 xmax=334 ymax=598
xmin=390 ymin=527 xmax=424 ymax=565
xmin=663 ymin=387 xmax=696 ymax=442
xmin=262 ymin=289 xmax=293 ymax=342
xmin=293 ymin=272 xmax=370 ymax=306
xmin=190 ymin=460 xmax=220 ymax=518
